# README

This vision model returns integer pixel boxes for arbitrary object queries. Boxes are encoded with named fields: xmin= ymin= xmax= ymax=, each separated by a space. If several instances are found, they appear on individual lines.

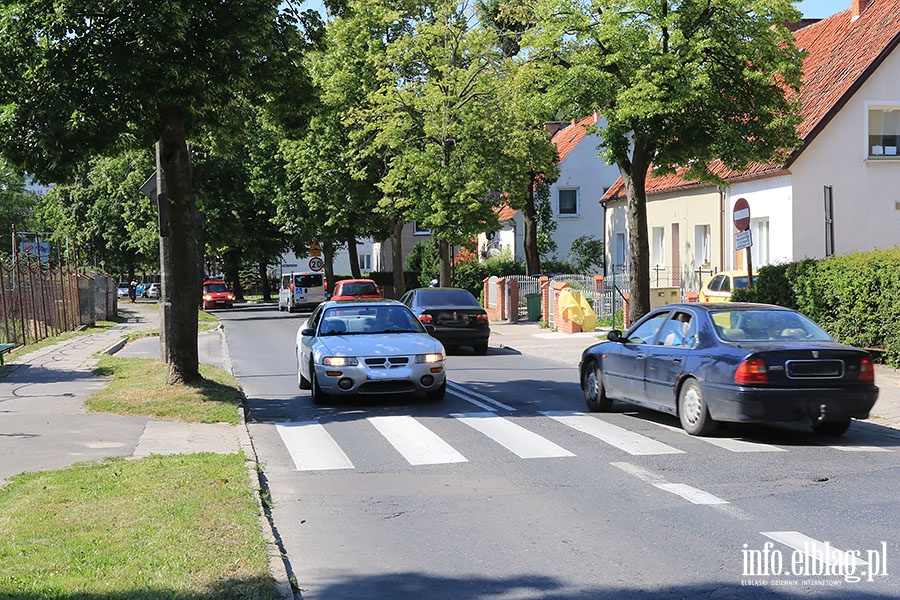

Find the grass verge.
xmin=88 ymin=356 xmax=243 ymax=425
xmin=0 ymin=453 xmax=278 ymax=599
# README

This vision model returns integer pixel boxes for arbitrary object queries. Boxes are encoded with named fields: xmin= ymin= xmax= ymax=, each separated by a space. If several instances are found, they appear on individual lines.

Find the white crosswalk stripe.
xmin=542 ymin=411 xmax=684 ymax=455
xmin=276 ymin=421 xmax=354 ymax=471
xmin=452 ymin=412 xmax=575 ymax=458
xmin=448 ymin=381 xmax=516 ymax=411
xmin=649 ymin=421 xmax=786 ymax=452
xmin=368 ymin=415 xmax=468 ymax=465
xmin=277 ymin=399 xmax=895 ymax=471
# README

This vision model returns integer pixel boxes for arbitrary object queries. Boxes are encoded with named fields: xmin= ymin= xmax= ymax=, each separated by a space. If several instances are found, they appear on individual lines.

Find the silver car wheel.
xmin=678 ymin=379 xmax=716 ymax=436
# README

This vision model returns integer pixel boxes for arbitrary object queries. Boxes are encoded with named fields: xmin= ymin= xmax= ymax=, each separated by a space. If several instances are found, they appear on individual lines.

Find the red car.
xmin=331 ymin=278 xmax=382 ymax=301
xmin=202 ymin=279 xmax=234 ymax=309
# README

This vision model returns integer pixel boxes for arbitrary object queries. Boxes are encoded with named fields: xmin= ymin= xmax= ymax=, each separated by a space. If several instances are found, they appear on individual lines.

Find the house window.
xmin=614 ymin=231 xmax=626 ymax=272
xmin=694 ymin=224 xmax=711 ymax=267
xmin=867 ymin=105 xmax=900 ymax=159
xmin=358 ymin=253 xmax=372 ymax=271
xmin=558 ymin=189 xmax=578 ymax=215
xmin=751 ymin=218 xmax=770 ymax=267
xmin=413 ymin=221 xmax=431 ymax=235
xmin=652 ymin=226 xmax=665 ymax=267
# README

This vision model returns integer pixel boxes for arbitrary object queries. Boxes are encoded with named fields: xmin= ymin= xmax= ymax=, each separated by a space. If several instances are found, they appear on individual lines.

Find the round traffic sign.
xmin=308 ymin=257 xmax=324 ymax=272
xmin=733 ymin=197 xmax=751 ymax=231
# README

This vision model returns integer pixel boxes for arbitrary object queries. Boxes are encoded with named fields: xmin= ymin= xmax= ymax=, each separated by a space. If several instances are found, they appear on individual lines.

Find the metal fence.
xmin=503 ymin=265 xmax=719 ymax=328
xmin=0 ymin=258 xmax=82 ymax=347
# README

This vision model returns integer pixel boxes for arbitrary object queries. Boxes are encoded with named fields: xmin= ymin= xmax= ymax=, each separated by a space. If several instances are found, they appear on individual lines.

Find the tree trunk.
xmin=225 ymin=249 xmax=243 ymax=301
xmin=618 ymin=138 xmax=654 ymax=324
xmin=156 ymin=107 xmax=201 ymax=384
xmin=259 ymin=260 xmax=272 ymax=302
xmin=323 ymin=241 xmax=336 ymax=295
xmin=347 ymin=233 xmax=361 ymax=278
xmin=391 ymin=220 xmax=404 ymax=298
xmin=523 ymin=172 xmax=540 ymax=276
xmin=438 ymin=238 xmax=451 ymax=287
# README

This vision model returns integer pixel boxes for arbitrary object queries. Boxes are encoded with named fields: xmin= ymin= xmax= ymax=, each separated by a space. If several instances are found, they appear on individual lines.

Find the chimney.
xmin=543 ymin=121 xmax=566 ymax=136
xmin=851 ymin=0 xmax=870 ymax=21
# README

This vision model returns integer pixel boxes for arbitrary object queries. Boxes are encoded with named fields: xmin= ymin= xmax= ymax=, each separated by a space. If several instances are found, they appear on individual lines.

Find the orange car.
xmin=331 ymin=279 xmax=382 ymax=301
xmin=202 ymin=279 xmax=234 ymax=309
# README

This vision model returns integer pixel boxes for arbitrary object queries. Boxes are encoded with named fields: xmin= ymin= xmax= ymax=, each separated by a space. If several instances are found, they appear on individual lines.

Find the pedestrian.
xmin=129 ymin=279 xmax=138 ymax=303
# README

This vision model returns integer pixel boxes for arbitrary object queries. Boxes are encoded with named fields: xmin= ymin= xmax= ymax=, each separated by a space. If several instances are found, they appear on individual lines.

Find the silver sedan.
xmin=296 ymin=300 xmax=447 ymax=404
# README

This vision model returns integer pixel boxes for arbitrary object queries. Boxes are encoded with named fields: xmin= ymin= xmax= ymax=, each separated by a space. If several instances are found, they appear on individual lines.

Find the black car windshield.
xmin=204 ymin=283 xmax=228 ymax=293
xmin=294 ymin=275 xmax=323 ymax=287
xmin=711 ymin=309 xmax=833 ymax=342
xmin=417 ymin=289 xmax=479 ymax=306
xmin=319 ymin=306 xmax=424 ymax=335
xmin=341 ymin=282 xmax=378 ymax=296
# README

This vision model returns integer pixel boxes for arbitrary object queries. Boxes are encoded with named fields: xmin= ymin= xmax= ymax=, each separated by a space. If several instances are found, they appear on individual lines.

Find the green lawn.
xmin=0 ymin=453 xmax=278 ymax=599
xmin=88 ymin=356 xmax=244 ymax=425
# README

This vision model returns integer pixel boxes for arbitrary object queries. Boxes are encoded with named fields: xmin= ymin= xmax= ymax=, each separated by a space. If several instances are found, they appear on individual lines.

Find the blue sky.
xmin=794 ymin=0 xmax=849 ymax=18
xmin=298 ymin=1 xmax=850 ymax=20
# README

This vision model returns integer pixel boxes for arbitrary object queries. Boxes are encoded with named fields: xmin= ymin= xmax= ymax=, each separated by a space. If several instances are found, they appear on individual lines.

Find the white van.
xmin=278 ymin=271 xmax=326 ymax=312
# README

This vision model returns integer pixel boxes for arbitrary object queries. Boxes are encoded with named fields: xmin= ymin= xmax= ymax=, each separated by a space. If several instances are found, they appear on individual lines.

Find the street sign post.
xmin=733 ymin=198 xmax=754 ymax=287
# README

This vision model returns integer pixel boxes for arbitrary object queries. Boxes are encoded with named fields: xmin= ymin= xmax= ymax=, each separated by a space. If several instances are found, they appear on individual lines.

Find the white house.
xmin=602 ymin=0 xmax=900 ymax=291
xmin=476 ymin=114 xmax=621 ymax=265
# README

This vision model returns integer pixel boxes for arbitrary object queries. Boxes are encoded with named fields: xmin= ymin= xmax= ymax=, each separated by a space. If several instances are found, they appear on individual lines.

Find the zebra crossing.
xmin=275 ymin=384 xmax=894 ymax=472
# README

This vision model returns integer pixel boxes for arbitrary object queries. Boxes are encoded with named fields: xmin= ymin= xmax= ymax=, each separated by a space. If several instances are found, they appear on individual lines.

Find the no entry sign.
xmin=733 ymin=198 xmax=751 ymax=231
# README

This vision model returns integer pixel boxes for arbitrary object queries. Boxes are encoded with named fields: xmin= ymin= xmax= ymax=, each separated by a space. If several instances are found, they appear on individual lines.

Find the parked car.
xmin=579 ymin=303 xmax=878 ymax=436
xmin=146 ymin=283 xmax=160 ymax=299
xmin=400 ymin=287 xmax=490 ymax=354
xmin=698 ymin=270 xmax=755 ymax=302
xmin=331 ymin=278 xmax=381 ymax=301
xmin=296 ymin=299 xmax=446 ymax=404
xmin=201 ymin=279 xmax=234 ymax=309
xmin=116 ymin=282 xmax=130 ymax=299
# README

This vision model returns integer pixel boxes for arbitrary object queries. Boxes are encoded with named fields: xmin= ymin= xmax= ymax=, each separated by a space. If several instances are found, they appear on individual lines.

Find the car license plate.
xmin=367 ymin=369 xmax=409 ymax=381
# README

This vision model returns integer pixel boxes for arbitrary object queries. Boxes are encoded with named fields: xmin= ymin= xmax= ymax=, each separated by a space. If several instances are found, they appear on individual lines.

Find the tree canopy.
xmin=515 ymin=0 xmax=805 ymax=319
xmin=0 ymin=1 xmax=317 ymax=383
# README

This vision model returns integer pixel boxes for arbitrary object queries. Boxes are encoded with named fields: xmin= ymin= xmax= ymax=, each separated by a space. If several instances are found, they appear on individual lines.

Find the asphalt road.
xmin=216 ymin=304 xmax=900 ymax=599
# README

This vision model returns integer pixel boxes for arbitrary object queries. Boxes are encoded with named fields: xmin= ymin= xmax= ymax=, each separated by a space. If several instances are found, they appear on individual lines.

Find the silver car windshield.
xmin=319 ymin=306 xmax=424 ymax=335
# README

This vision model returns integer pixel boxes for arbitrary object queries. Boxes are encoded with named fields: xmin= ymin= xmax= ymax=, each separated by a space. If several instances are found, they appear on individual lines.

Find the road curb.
xmin=237 ymin=405 xmax=296 ymax=599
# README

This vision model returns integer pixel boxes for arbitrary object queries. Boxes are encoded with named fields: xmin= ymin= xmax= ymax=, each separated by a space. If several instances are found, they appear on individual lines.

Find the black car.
xmin=579 ymin=303 xmax=878 ymax=436
xmin=400 ymin=287 xmax=490 ymax=354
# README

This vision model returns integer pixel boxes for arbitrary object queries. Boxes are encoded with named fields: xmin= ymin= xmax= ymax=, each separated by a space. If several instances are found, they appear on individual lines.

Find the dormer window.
xmin=867 ymin=104 xmax=899 ymax=159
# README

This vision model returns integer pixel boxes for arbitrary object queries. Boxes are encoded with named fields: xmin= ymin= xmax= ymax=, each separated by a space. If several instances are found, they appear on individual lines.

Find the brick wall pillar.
xmin=622 ymin=293 xmax=631 ymax=328
xmin=508 ymin=279 xmax=519 ymax=323
xmin=539 ymin=276 xmax=550 ymax=326
xmin=552 ymin=280 xmax=582 ymax=334
xmin=497 ymin=277 xmax=507 ymax=321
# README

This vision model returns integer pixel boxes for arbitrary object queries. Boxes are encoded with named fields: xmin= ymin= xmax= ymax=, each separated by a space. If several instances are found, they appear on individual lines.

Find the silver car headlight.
xmin=415 ymin=353 xmax=444 ymax=364
xmin=323 ymin=356 xmax=358 ymax=367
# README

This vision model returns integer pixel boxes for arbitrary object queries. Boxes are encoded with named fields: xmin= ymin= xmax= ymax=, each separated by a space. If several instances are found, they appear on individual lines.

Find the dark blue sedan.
xmin=579 ymin=303 xmax=879 ymax=436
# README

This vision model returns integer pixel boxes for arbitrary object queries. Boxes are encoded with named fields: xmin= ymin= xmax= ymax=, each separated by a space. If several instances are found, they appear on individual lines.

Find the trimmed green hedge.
xmin=731 ymin=248 xmax=900 ymax=366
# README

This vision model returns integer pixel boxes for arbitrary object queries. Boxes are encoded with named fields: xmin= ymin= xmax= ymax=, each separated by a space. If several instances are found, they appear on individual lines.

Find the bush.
xmin=733 ymin=248 xmax=900 ymax=367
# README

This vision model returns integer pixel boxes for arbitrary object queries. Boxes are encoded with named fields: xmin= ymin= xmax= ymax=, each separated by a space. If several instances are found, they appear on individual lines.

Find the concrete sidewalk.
xmin=488 ymin=320 xmax=900 ymax=431
xmin=0 ymin=303 xmax=241 ymax=484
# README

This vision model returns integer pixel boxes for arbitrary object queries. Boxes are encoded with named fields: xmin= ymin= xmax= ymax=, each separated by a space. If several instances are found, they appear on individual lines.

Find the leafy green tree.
xmin=516 ymin=0 xmax=804 ymax=321
xmin=34 ymin=151 xmax=158 ymax=277
xmin=0 ymin=160 xmax=40 ymax=257
xmin=0 ymin=2 xmax=315 ymax=383
xmin=195 ymin=106 xmax=290 ymax=302
xmin=364 ymin=0 xmax=525 ymax=286
xmin=567 ymin=234 xmax=604 ymax=275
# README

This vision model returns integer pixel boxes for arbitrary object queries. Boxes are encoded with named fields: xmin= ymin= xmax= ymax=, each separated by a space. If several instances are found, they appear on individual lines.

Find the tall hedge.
xmin=731 ymin=248 xmax=900 ymax=366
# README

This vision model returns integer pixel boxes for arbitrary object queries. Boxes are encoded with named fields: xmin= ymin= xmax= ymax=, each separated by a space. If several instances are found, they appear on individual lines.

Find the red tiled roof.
xmin=552 ymin=114 xmax=599 ymax=163
xmin=604 ymin=0 xmax=900 ymax=200
xmin=495 ymin=203 xmax=518 ymax=222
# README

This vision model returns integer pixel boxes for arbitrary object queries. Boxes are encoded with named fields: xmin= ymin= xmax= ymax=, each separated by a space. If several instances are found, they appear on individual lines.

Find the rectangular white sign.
xmin=735 ymin=230 xmax=753 ymax=250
